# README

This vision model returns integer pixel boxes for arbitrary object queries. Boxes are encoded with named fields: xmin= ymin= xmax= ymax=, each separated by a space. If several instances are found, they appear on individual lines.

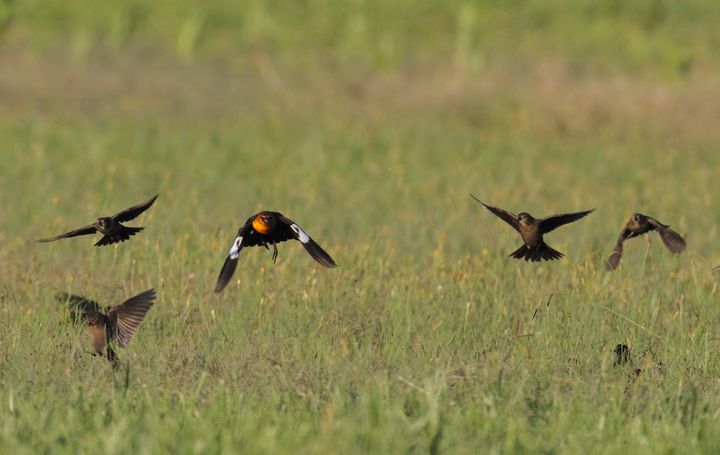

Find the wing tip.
xmin=302 ymin=239 xmax=337 ymax=268
xmin=214 ymin=256 xmax=239 ymax=294
xmin=146 ymin=194 xmax=160 ymax=207
xmin=606 ymin=252 xmax=621 ymax=271
xmin=139 ymin=288 xmax=157 ymax=301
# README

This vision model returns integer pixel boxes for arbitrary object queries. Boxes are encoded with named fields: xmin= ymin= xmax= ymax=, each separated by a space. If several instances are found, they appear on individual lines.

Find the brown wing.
xmin=56 ymin=292 xmax=102 ymax=323
xmin=112 ymin=194 xmax=159 ymax=223
xmin=539 ymin=209 xmax=594 ymax=234
xmin=470 ymin=195 xmax=520 ymax=233
xmin=37 ymin=223 xmax=98 ymax=243
xmin=647 ymin=217 xmax=686 ymax=253
xmin=606 ymin=224 xmax=631 ymax=271
xmin=278 ymin=215 xmax=337 ymax=268
xmin=108 ymin=289 xmax=156 ymax=348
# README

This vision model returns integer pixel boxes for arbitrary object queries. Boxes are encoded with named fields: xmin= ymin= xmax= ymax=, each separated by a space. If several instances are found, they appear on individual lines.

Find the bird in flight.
xmin=38 ymin=194 xmax=158 ymax=246
xmin=606 ymin=213 xmax=686 ymax=271
xmin=471 ymin=195 xmax=594 ymax=262
xmin=57 ymin=289 xmax=156 ymax=367
xmin=215 ymin=211 xmax=336 ymax=293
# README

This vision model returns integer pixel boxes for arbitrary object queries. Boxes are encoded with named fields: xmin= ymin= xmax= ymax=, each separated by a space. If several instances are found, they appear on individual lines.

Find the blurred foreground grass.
xmin=2 ymin=1 xmax=720 ymax=453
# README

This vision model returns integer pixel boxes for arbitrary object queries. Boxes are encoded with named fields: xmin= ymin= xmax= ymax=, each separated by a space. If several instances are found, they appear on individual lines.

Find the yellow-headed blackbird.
xmin=471 ymin=195 xmax=594 ymax=262
xmin=57 ymin=289 xmax=156 ymax=366
xmin=38 ymin=194 xmax=158 ymax=246
xmin=606 ymin=213 xmax=686 ymax=271
xmin=214 ymin=211 xmax=336 ymax=293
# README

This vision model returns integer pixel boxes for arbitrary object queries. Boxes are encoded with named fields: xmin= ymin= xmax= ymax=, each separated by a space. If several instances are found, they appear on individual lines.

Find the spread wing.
xmin=37 ymin=223 xmax=98 ymax=243
xmin=606 ymin=223 xmax=632 ymax=271
xmin=278 ymin=216 xmax=337 ymax=268
xmin=539 ymin=209 xmax=594 ymax=234
xmin=214 ymin=216 xmax=256 ymax=294
xmin=56 ymin=292 xmax=102 ymax=323
xmin=108 ymin=289 xmax=156 ymax=348
xmin=112 ymin=194 xmax=159 ymax=223
xmin=647 ymin=217 xmax=686 ymax=253
xmin=470 ymin=195 xmax=520 ymax=233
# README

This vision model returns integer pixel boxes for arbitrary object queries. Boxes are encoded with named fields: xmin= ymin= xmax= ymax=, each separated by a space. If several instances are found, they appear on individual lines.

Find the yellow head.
xmin=252 ymin=212 xmax=278 ymax=234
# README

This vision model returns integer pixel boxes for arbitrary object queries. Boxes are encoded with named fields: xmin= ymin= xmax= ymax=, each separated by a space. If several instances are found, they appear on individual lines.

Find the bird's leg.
xmin=107 ymin=346 xmax=118 ymax=366
xmin=272 ymin=243 xmax=278 ymax=263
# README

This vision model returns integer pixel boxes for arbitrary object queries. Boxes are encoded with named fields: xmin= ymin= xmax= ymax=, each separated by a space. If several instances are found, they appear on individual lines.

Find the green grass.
xmin=3 ymin=1 xmax=720 ymax=453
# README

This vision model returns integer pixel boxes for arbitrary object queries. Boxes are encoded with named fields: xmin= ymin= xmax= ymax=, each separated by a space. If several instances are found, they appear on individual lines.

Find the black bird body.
xmin=214 ymin=211 xmax=336 ymax=293
xmin=38 ymin=194 xmax=158 ymax=246
xmin=606 ymin=213 xmax=686 ymax=271
xmin=471 ymin=195 xmax=594 ymax=262
xmin=614 ymin=344 xmax=631 ymax=367
xmin=58 ymin=290 xmax=156 ymax=366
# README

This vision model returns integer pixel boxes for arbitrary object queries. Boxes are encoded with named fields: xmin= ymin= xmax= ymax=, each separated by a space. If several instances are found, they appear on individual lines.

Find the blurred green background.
xmin=2 ymin=1 xmax=720 ymax=454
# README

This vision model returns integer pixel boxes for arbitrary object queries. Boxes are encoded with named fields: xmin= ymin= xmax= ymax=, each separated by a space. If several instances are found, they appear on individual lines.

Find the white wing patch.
xmin=229 ymin=236 xmax=243 ymax=259
xmin=290 ymin=224 xmax=310 ymax=244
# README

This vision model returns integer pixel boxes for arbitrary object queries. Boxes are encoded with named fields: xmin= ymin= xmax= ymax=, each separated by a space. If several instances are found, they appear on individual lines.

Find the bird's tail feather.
xmin=94 ymin=226 xmax=145 ymax=246
xmin=509 ymin=243 xmax=564 ymax=262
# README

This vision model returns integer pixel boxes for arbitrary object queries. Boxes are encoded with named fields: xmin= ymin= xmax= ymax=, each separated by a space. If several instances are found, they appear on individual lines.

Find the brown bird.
xmin=57 ymin=289 xmax=156 ymax=366
xmin=38 ymin=194 xmax=158 ymax=246
xmin=471 ymin=195 xmax=594 ymax=262
xmin=606 ymin=213 xmax=686 ymax=271
xmin=215 ymin=211 xmax=336 ymax=294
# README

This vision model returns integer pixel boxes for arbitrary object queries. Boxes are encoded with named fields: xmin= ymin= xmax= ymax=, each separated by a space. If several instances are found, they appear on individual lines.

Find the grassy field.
xmin=2 ymin=1 xmax=720 ymax=453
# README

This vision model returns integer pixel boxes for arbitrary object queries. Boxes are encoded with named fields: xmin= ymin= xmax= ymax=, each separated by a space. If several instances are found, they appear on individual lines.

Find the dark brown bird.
xmin=613 ymin=344 xmax=659 ymax=378
xmin=38 ymin=194 xmax=158 ymax=246
xmin=471 ymin=195 xmax=594 ymax=262
xmin=57 ymin=289 xmax=156 ymax=366
xmin=215 ymin=211 xmax=336 ymax=293
xmin=606 ymin=213 xmax=686 ymax=271
xmin=614 ymin=344 xmax=631 ymax=367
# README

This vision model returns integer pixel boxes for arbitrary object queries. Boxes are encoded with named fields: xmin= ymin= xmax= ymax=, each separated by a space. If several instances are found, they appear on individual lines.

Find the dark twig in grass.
xmin=123 ymin=362 xmax=131 ymax=392
xmin=215 ymin=318 xmax=230 ymax=343
xmin=211 ymin=309 xmax=231 ymax=343
xmin=0 ymin=319 xmax=17 ymax=335
xmin=332 ymin=311 xmax=364 ymax=332
xmin=532 ymin=293 xmax=554 ymax=321
xmin=396 ymin=375 xmax=430 ymax=396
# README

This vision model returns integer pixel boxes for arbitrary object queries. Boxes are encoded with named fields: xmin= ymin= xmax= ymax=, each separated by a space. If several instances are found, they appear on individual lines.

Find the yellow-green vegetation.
xmin=2 ymin=1 xmax=720 ymax=453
